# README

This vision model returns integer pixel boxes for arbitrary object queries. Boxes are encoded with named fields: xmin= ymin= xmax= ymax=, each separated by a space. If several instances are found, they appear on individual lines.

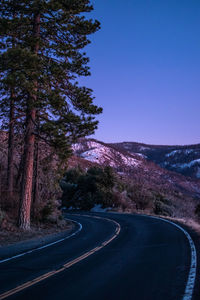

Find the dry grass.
xmin=0 ymin=220 xmax=73 ymax=247
xmin=164 ymin=216 xmax=200 ymax=236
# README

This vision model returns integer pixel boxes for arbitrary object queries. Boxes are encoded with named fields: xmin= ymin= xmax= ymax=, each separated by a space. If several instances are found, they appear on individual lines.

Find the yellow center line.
xmin=0 ymin=215 xmax=121 ymax=300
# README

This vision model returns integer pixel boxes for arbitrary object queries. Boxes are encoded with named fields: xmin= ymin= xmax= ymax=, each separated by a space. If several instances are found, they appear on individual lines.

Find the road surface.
xmin=0 ymin=212 xmax=199 ymax=300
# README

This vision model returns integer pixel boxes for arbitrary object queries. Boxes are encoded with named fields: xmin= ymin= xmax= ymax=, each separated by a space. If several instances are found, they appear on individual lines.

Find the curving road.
xmin=0 ymin=212 xmax=199 ymax=300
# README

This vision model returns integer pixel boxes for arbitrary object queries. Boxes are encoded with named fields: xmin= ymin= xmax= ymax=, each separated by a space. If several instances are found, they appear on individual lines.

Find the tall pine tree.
xmin=0 ymin=0 xmax=102 ymax=229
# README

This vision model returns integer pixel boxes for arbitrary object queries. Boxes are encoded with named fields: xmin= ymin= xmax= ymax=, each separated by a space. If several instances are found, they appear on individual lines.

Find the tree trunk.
xmin=7 ymin=90 xmax=15 ymax=196
xmin=32 ymin=139 xmax=39 ymax=217
xmin=18 ymin=110 xmax=36 ymax=229
xmin=18 ymin=12 xmax=40 ymax=230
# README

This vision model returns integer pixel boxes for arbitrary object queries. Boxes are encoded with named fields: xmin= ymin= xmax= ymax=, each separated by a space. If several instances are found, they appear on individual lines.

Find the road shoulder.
xmin=0 ymin=219 xmax=77 ymax=261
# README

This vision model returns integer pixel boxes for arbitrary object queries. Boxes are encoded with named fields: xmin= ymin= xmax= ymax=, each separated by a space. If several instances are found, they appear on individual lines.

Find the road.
xmin=0 ymin=212 xmax=199 ymax=300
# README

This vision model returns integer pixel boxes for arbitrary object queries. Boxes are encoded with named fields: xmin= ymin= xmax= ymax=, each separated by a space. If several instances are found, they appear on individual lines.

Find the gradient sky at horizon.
xmin=81 ymin=0 xmax=200 ymax=145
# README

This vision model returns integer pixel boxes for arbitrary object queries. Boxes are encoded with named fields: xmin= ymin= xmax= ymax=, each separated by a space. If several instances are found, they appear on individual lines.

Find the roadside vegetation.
xmin=60 ymin=165 xmax=198 ymax=221
xmin=61 ymin=166 xmax=117 ymax=210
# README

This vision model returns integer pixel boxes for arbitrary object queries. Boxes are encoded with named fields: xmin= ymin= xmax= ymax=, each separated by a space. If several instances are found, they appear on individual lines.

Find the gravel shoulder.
xmin=0 ymin=219 xmax=77 ymax=261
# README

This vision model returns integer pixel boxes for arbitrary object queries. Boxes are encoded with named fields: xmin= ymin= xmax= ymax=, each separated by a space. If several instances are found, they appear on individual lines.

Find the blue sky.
xmin=81 ymin=0 xmax=200 ymax=145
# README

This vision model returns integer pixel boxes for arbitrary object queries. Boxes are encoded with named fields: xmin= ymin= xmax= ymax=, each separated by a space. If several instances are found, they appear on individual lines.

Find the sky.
xmin=81 ymin=0 xmax=200 ymax=145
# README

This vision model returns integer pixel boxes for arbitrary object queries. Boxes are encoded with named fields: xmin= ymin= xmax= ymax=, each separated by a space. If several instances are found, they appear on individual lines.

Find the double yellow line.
xmin=0 ymin=215 xmax=121 ymax=299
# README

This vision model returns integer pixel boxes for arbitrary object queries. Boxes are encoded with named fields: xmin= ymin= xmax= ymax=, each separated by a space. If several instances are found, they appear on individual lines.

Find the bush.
xmin=126 ymin=184 xmax=154 ymax=210
xmin=60 ymin=166 xmax=116 ymax=210
xmin=195 ymin=204 xmax=200 ymax=219
xmin=153 ymin=194 xmax=173 ymax=216
xmin=0 ymin=207 xmax=5 ymax=226
xmin=40 ymin=202 xmax=54 ymax=222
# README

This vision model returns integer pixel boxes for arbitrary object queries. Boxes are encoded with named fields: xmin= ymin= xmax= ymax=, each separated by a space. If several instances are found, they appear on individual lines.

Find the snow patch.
xmin=90 ymin=204 xmax=110 ymax=212
xmin=166 ymin=150 xmax=180 ymax=157
xmin=79 ymin=143 xmax=140 ymax=168
xmin=139 ymin=146 xmax=150 ymax=151
xmin=72 ymin=143 xmax=84 ymax=152
xmin=72 ymin=141 xmax=103 ymax=153
xmin=87 ymin=141 xmax=103 ymax=149
xmin=196 ymin=167 xmax=200 ymax=178
xmin=172 ymin=159 xmax=200 ymax=169
xmin=123 ymin=144 xmax=132 ymax=150
xmin=184 ymin=149 xmax=194 ymax=155
xmin=166 ymin=149 xmax=194 ymax=157
xmin=80 ymin=149 xmax=101 ymax=163
xmin=134 ymin=153 xmax=147 ymax=159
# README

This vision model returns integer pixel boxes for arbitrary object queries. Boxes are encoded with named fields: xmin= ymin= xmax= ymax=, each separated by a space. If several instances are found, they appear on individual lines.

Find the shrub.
xmin=0 ymin=207 xmax=5 ymax=226
xmin=60 ymin=166 xmax=117 ymax=210
xmin=153 ymin=194 xmax=173 ymax=216
xmin=195 ymin=204 xmax=200 ymax=219
xmin=40 ymin=202 xmax=54 ymax=222
xmin=127 ymin=184 xmax=154 ymax=210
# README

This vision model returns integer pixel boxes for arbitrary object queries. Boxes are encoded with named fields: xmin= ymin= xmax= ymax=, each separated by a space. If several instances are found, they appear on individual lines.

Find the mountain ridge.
xmin=110 ymin=141 xmax=200 ymax=179
xmin=72 ymin=138 xmax=200 ymax=199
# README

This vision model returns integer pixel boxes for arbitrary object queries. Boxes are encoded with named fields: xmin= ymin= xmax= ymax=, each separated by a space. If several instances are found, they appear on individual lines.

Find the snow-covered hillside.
xmin=112 ymin=142 xmax=200 ymax=179
xmin=72 ymin=140 xmax=141 ymax=170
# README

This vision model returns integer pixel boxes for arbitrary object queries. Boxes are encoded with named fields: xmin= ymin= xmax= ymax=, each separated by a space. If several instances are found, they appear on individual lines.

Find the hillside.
xmin=72 ymin=138 xmax=200 ymax=196
xmin=111 ymin=142 xmax=200 ymax=179
xmin=71 ymin=138 xmax=200 ymax=218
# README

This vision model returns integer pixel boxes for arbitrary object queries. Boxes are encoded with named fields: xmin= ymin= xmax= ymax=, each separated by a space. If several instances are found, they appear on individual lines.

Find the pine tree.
xmin=0 ymin=2 xmax=18 ymax=196
xmin=0 ymin=0 xmax=102 ymax=229
xmin=7 ymin=90 xmax=15 ymax=196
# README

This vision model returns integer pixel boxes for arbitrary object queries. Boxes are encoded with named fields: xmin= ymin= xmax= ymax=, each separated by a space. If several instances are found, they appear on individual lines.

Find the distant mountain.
xmin=72 ymin=138 xmax=200 ymax=202
xmin=111 ymin=142 xmax=200 ymax=179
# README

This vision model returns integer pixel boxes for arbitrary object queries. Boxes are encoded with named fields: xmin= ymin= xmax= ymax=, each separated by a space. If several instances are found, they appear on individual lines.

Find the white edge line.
xmin=148 ymin=215 xmax=197 ymax=300
xmin=0 ymin=214 xmax=121 ymax=300
xmin=0 ymin=219 xmax=82 ymax=264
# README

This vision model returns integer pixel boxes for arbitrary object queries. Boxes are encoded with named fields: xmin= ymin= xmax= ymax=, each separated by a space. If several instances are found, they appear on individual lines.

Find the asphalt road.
xmin=0 ymin=212 xmax=199 ymax=300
